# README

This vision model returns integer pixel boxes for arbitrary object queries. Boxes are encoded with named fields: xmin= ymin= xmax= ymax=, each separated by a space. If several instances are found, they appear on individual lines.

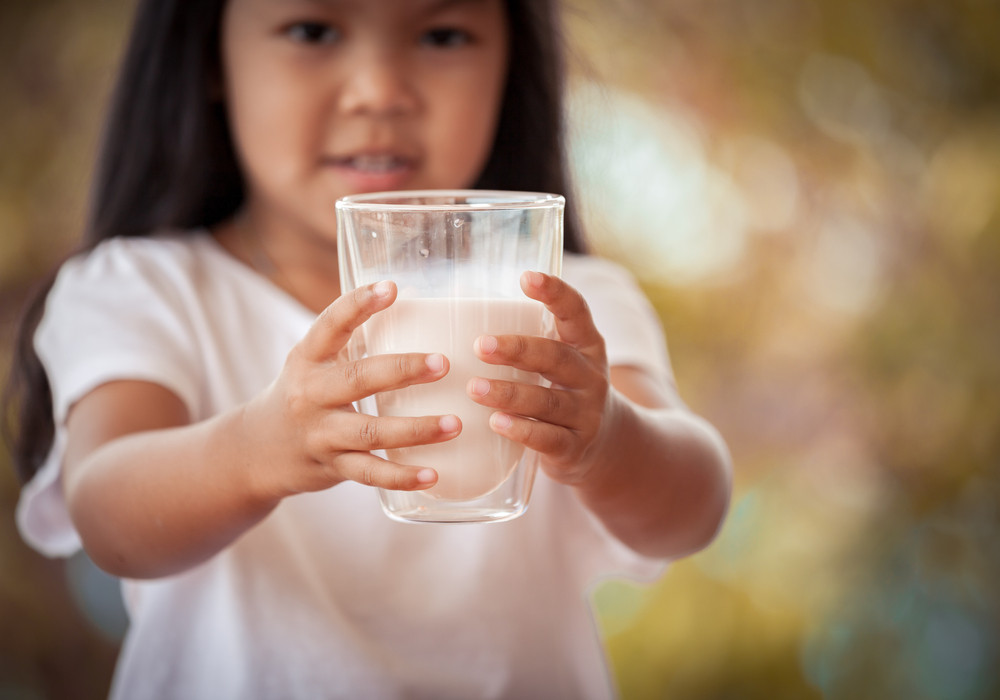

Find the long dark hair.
xmin=2 ymin=0 xmax=585 ymax=483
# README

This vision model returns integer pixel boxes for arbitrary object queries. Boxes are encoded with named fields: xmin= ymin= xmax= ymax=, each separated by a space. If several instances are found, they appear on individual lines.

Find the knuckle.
xmin=554 ymin=431 xmax=578 ymax=461
xmin=543 ymin=338 xmax=567 ymax=369
xmin=395 ymin=354 xmax=412 ymax=377
xmin=357 ymin=418 xmax=381 ymax=448
xmin=496 ymin=381 xmax=516 ymax=403
xmin=303 ymin=431 xmax=326 ymax=460
xmin=388 ymin=469 xmax=411 ymax=491
xmin=315 ymin=304 xmax=342 ymax=333
xmin=284 ymin=383 xmax=311 ymax=418
xmin=358 ymin=463 xmax=379 ymax=486
xmin=544 ymin=390 xmax=562 ymax=417
xmin=518 ymin=417 xmax=537 ymax=443
xmin=511 ymin=335 xmax=530 ymax=358
xmin=352 ymin=285 xmax=369 ymax=306
xmin=343 ymin=361 xmax=366 ymax=392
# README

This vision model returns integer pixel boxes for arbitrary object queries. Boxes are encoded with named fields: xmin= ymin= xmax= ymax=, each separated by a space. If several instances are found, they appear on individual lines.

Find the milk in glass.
xmin=363 ymin=296 xmax=546 ymax=500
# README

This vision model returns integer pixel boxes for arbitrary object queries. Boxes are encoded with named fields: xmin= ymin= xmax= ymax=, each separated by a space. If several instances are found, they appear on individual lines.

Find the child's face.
xmin=221 ymin=0 xmax=510 ymax=238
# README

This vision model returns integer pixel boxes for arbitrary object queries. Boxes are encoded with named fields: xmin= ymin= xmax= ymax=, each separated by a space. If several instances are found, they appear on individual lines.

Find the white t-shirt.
xmin=17 ymin=231 xmax=672 ymax=700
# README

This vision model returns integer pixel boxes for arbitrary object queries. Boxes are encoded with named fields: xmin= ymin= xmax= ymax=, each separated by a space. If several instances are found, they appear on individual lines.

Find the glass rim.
xmin=335 ymin=189 xmax=565 ymax=212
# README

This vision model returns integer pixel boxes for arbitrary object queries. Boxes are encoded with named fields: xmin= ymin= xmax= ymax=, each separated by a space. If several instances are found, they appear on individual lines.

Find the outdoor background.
xmin=2 ymin=0 xmax=998 ymax=698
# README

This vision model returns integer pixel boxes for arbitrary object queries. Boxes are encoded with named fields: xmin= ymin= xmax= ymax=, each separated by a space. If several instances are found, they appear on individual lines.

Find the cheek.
xmin=228 ymin=74 xmax=321 ymax=186
xmin=430 ymin=69 xmax=508 ymax=186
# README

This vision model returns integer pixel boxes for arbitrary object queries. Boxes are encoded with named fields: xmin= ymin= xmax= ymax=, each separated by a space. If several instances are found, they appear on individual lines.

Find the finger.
xmin=322 ymin=352 xmax=449 ymax=405
xmin=299 ymin=281 xmax=396 ymax=360
xmin=520 ymin=272 xmax=606 ymax=360
xmin=467 ymin=377 xmax=579 ymax=429
xmin=334 ymin=451 xmax=438 ymax=491
xmin=321 ymin=413 xmax=462 ymax=452
xmin=488 ymin=411 xmax=577 ymax=463
xmin=473 ymin=334 xmax=597 ymax=389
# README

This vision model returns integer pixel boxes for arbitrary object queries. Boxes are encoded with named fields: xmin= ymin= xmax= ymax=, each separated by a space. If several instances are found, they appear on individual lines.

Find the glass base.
xmin=381 ymin=502 xmax=529 ymax=524
xmin=378 ymin=455 xmax=537 ymax=524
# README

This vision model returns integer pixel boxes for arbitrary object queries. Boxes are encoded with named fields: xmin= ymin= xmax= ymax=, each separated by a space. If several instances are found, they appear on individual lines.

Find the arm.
xmin=467 ymin=272 xmax=732 ymax=560
xmin=574 ymin=367 xmax=732 ymax=559
xmin=62 ymin=381 xmax=275 ymax=578
xmin=62 ymin=282 xmax=458 ymax=579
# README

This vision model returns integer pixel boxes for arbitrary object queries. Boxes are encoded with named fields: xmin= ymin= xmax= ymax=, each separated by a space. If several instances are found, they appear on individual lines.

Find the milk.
xmin=361 ymin=297 xmax=547 ymax=500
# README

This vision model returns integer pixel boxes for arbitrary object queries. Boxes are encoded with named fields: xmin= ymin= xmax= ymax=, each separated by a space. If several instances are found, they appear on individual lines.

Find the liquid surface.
xmin=362 ymin=297 xmax=546 ymax=500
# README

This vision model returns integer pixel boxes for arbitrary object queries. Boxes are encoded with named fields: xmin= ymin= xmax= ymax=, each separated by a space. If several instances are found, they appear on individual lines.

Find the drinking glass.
xmin=337 ymin=190 xmax=564 ymax=523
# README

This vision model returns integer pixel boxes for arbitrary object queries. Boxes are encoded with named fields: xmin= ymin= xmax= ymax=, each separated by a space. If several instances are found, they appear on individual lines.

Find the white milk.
xmin=361 ymin=297 xmax=546 ymax=500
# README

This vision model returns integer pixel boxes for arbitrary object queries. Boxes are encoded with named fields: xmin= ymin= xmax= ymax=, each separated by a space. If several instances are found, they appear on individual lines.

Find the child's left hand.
xmin=466 ymin=271 xmax=621 ymax=486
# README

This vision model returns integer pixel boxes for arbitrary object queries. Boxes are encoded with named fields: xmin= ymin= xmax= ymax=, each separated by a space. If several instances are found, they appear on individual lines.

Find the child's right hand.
xmin=242 ymin=280 xmax=459 ymax=498
xmin=60 ymin=279 xmax=457 ymax=579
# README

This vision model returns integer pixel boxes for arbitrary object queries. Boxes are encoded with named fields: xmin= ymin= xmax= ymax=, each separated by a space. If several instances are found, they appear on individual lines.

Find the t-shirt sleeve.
xmin=554 ymin=255 xmax=675 ymax=581
xmin=563 ymin=254 xmax=672 ymax=384
xmin=16 ymin=241 xmax=202 ymax=557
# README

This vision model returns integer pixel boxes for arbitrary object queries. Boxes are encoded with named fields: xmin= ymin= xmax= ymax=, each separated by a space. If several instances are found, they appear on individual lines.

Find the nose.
xmin=337 ymin=47 xmax=419 ymax=117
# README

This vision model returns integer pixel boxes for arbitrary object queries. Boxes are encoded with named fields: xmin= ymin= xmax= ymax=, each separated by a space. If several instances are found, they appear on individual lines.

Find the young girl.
xmin=6 ymin=0 xmax=732 ymax=697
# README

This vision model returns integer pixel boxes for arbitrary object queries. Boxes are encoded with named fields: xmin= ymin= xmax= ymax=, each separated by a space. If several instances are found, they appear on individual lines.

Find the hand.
xmin=466 ymin=271 xmax=619 ymax=485
xmin=243 ymin=281 xmax=461 ymax=497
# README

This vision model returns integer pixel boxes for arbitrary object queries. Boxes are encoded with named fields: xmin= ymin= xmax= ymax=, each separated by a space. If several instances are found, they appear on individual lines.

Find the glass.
xmin=336 ymin=190 xmax=564 ymax=523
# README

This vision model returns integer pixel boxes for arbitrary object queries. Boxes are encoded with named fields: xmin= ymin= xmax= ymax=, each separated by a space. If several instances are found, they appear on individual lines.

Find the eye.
xmin=419 ymin=27 xmax=472 ymax=48
xmin=286 ymin=21 xmax=341 ymax=45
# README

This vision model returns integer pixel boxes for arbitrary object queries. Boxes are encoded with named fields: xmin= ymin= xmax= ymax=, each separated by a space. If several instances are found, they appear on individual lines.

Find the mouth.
xmin=324 ymin=151 xmax=418 ymax=193
xmin=327 ymin=153 xmax=415 ymax=173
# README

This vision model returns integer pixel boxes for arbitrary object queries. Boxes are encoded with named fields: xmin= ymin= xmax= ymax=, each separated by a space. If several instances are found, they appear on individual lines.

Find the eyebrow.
xmin=422 ymin=0 xmax=491 ymax=12
xmin=277 ymin=0 xmax=490 ymax=12
xmin=277 ymin=0 xmax=488 ymax=7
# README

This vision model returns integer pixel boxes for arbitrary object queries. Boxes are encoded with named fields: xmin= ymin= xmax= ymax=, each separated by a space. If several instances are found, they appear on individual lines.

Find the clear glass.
xmin=336 ymin=190 xmax=564 ymax=523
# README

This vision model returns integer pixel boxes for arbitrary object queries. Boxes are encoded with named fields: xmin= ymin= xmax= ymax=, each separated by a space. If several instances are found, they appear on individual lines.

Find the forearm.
xmin=574 ymin=392 xmax=733 ymax=560
xmin=63 ymin=406 xmax=281 ymax=580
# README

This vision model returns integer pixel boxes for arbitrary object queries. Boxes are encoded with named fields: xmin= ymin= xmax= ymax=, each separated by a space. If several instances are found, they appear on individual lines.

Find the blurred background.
xmin=1 ymin=0 xmax=998 ymax=698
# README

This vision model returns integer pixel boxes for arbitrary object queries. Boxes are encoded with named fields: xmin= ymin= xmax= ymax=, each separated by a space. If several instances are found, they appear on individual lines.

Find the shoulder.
xmin=39 ymin=229 xmax=222 ymax=374
xmin=46 ymin=229 xmax=234 ymax=319
xmin=55 ymin=229 xmax=216 ymax=287
xmin=561 ymin=252 xmax=651 ymax=316
xmin=561 ymin=253 xmax=672 ymax=380
xmin=40 ymin=228 xmax=219 ymax=332
xmin=562 ymin=252 xmax=638 ymax=289
xmin=36 ymin=231 xmax=218 ymax=425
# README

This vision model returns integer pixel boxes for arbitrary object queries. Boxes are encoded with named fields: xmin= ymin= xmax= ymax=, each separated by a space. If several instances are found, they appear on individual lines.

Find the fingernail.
xmin=416 ymin=468 xmax=437 ymax=484
xmin=373 ymin=280 xmax=393 ymax=298
xmin=523 ymin=271 xmax=545 ymax=289
xmin=468 ymin=378 xmax=490 ymax=397
xmin=425 ymin=353 xmax=446 ymax=373
xmin=477 ymin=335 xmax=498 ymax=355
xmin=491 ymin=412 xmax=512 ymax=430
xmin=439 ymin=415 xmax=460 ymax=434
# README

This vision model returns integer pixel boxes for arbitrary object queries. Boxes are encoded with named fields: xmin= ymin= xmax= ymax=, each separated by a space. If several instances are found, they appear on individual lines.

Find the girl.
xmin=5 ymin=0 xmax=732 ymax=697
